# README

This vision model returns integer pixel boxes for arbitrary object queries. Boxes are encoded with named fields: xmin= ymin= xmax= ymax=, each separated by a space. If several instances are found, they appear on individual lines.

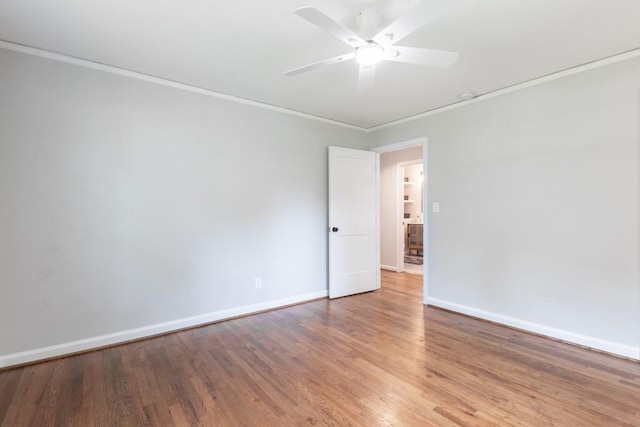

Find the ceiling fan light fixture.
xmin=355 ymin=43 xmax=385 ymax=66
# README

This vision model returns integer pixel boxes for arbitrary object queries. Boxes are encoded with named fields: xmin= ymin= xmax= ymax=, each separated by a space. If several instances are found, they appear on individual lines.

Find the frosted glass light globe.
xmin=356 ymin=43 xmax=384 ymax=67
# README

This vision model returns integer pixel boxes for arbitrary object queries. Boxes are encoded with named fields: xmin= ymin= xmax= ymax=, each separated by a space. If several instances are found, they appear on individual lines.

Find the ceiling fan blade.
xmin=386 ymin=46 xmax=458 ymax=68
xmin=295 ymin=7 xmax=366 ymax=48
xmin=372 ymin=0 xmax=461 ymax=46
xmin=284 ymin=52 xmax=356 ymax=76
xmin=358 ymin=65 xmax=376 ymax=92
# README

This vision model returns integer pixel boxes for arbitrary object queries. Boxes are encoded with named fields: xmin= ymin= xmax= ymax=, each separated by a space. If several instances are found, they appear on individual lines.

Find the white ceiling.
xmin=1 ymin=0 xmax=639 ymax=129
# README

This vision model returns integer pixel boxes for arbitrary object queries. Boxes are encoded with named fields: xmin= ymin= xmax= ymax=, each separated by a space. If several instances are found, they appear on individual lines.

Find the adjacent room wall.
xmin=370 ymin=56 xmax=640 ymax=358
xmin=0 ymin=48 xmax=368 ymax=365
xmin=379 ymin=146 xmax=422 ymax=270
xmin=403 ymin=163 xmax=424 ymax=222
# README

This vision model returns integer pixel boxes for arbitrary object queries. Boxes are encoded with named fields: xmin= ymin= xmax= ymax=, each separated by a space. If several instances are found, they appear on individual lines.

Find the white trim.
xmin=374 ymin=153 xmax=382 ymax=290
xmin=0 ymin=40 xmax=364 ymax=132
xmin=396 ymin=162 xmax=406 ymax=273
xmin=369 ymin=48 xmax=640 ymax=132
xmin=380 ymin=264 xmax=399 ymax=272
xmin=421 ymin=143 xmax=429 ymax=303
xmin=427 ymin=297 xmax=640 ymax=360
xmin=3 ymin=41 xmax=638 ymax=133
xmin=370 ymin=137 xmax=426 ymax=153
xmin=0 ymin=290 xmax=327 ymax=369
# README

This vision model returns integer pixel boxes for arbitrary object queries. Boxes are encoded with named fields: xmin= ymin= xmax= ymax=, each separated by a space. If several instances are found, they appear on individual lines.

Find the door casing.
xmin=371 ymin=137 xmax=429 ymax=304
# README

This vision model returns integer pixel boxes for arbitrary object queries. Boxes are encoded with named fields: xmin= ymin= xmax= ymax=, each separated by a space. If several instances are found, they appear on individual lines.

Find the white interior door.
xmin=328 ymin=146 xmax=380 ymax=299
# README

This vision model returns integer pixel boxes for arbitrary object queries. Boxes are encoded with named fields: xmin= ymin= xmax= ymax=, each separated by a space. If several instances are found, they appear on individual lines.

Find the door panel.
xmin=328 ymin=146 xmax=380 ymax=298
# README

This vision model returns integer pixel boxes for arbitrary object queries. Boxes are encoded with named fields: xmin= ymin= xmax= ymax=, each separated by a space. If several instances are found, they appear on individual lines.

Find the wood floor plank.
xmin=1 ymin=270 xmax=639 ymax=426
xmin=0 ymin=368 xmax=21 ymax=425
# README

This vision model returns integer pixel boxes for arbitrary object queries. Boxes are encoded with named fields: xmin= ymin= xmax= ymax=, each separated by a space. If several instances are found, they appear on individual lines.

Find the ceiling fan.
xmin=284 ymin=0 xmax=461 ymax=90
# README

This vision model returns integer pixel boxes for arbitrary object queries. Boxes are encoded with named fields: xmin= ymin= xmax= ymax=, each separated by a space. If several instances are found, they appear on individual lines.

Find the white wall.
xmin=370 ymin=57 xmax=640 ymax=358
xmin=380 ymin=146 xmax=422 ymax=270
xmin=0 ymin=48 xmax=368 ymax=365
xmin=2 ymin=46 xmax=638 ymax=366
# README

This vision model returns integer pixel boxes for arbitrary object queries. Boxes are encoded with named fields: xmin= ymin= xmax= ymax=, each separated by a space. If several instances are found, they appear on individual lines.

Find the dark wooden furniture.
xmin=407 ymin=223 xmax=423 ymax=255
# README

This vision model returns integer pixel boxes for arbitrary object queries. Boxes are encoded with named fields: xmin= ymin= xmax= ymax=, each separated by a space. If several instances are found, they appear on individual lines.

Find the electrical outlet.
xmin=255 ymin=277 xmax=262 ymax=289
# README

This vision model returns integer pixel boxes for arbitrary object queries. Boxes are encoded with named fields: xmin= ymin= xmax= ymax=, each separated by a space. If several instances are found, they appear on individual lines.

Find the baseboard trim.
xmin=0 ymin=290 xmax=328 ymax=369
xmin=380 ymin=264 xmax=398 ymax=272
xmin=427 ymin=297 xmax=639 ymax=360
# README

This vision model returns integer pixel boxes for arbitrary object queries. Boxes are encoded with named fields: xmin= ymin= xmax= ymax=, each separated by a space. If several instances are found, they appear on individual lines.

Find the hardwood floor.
xmin=1 ymin=270 xmax=638 ymax=426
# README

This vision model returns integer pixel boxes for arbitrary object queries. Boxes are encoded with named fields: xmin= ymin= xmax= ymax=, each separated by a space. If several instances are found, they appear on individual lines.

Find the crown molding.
xmin=367 ymin=48 xmax=640 ymax=132
xmin=0 ymin=39 xmax=366 ymax=132
xmin=2 ymin=39 xmax=639 ymax=134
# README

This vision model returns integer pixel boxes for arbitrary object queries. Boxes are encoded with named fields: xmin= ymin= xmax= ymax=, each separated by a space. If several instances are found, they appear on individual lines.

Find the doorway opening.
xmin=374 ymin=137 xmax=427 ymax=288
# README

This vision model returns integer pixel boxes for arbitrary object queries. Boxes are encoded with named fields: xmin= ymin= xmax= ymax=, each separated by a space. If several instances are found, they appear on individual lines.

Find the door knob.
xmin=331 ymin=227 xmax=339 ymax=232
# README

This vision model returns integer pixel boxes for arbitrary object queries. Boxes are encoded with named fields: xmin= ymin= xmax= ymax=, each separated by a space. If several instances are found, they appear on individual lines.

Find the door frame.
xmin=371 ymin=137 xmax=429 ymax=304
